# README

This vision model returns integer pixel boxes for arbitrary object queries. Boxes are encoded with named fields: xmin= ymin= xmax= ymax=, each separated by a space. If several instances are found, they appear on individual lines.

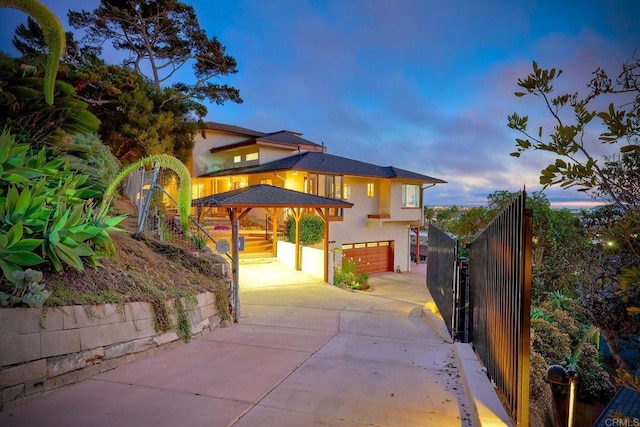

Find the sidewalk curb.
xmin=418 ymin=303 xmax=453 ymax=344
xmin=453 ymin=343 xmax=514 ymax=427
xmin=416 ymin=305 xmax=514 ymax=427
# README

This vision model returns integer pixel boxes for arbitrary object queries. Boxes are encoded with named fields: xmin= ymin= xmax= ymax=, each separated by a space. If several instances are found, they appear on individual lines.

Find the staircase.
xmin=240 ymin=230 xmax=275 ymax=259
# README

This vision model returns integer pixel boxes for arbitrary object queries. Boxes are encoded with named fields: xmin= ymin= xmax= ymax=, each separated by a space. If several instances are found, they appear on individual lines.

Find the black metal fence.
xmin=426 ymin=226 xmax=457 ymax=337
xmin=467 ymin=191 xmax=532 ymax=425
xmin=426 ymin=192 xmax=532 ymax=425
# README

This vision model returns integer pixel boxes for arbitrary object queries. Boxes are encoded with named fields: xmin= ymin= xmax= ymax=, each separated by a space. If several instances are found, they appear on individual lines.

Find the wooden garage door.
xmin=342 ymin=241 xmax=393 ymax=274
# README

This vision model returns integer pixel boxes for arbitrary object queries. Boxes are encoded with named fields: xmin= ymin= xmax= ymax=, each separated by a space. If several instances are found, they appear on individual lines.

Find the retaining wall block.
xmin=102 ymin=337 xmax=155 ymax=361
xmin=79 ymin=320 xmax=141 ymax=350
xmin=153 ymin=330 xmax=179 ymax=346
xmin=63 ymin=303 xmax=129 ymax=330
xmin=41 ymin=329 xmax=81 ymax=358
xmin=0 ymin=360 xmax=46 ymax=389
xmin=17 ymin=308 xmax=64 ymax=334
xmin=98 ymin=353 xmax=136 ymax=373
xmin=2 ymin=383 xmax=24 ymax=406
xmin=130 ymin=317 xmax=156 ymax=339
xmin=0 ymin=333 xmax=40 ymax=367
xmin=195 ymin=293 xmax=208 ymax=307
xmin=0 ymin=309 xmax=19 ymax=337
xmin=23 ymin=376 xmax=46 ymax=397
xmin=130 ymin=301 xmax=153 ymax=321
xmin=199 ymin=303 xmax=218 ymax=320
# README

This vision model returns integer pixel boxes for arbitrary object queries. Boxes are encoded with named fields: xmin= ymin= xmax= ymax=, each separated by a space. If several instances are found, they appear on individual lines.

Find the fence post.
xmin=135 ymin=165 xmax=160 ymax=237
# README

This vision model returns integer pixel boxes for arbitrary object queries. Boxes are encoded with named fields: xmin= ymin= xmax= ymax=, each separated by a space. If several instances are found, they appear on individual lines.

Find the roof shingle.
xmin=200 ymin=151 xmax=446 ymax=183
xmin=192 ymin=184 xmax=354 ymax=208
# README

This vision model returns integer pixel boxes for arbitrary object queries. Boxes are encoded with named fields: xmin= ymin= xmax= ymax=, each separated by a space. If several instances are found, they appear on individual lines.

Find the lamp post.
xmin=546 ymin=365 xmax=579 ymax=427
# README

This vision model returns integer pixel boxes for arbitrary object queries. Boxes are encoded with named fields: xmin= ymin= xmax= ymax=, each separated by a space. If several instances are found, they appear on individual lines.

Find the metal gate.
xmin=426 ymin=191 xmax=532 ymax=425
xmin=467 ymin=191 xmax=531 ymax=426
xmin=426 ymin=226 xmax=470 ymax=342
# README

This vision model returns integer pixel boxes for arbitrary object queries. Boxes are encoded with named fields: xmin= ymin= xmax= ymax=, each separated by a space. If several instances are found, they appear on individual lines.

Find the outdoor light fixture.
xmin=546 ymin=365 xmax=578 ymax=427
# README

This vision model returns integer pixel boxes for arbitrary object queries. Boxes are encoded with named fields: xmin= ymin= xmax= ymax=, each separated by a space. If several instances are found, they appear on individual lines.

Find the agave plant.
xmin=0 ymin=131 xmax=125 ymax=282
xmin=0 ymin=0 xmax=65 ymax=105
xmin=100 ymin=154 xmax=192 ymax=232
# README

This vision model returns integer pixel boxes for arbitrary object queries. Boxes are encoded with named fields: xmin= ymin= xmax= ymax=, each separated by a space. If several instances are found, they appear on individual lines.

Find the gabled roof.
xmin=199 ymin=151 xmax=446 ymax=184
xmin=209 ymin=131 xmax=324 ymax=154
xmin=204 ymin=122 xmax=324 ymax=153
xmin=192 ymin=184 xmax=353 ymax=209
xmin=204 ymin=121 xmax=264 ymax=137
xmin=258 ymin=131 xmax=324 ymax=149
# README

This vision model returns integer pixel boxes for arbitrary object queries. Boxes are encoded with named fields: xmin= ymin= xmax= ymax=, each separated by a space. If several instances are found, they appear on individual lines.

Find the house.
xmin=188 ymin=121 xmax=446 ymax=277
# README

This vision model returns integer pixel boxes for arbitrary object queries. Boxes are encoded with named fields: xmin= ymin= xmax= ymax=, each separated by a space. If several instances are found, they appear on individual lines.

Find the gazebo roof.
xmin=191 ymin=184 xmax=353 ymax=209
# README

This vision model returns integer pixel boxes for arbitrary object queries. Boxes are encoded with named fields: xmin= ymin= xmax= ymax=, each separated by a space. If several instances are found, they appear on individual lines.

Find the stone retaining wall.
xmin=0 ymin=289 xmax=229 ymax=411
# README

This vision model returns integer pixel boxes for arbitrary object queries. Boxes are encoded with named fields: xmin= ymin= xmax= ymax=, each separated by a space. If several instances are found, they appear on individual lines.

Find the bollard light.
xmin=546 ymin=365 xmax=578 ymax=427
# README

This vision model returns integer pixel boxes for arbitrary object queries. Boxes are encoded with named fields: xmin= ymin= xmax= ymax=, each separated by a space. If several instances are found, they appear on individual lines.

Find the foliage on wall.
xmin=284 ymin=213 xmax=324 ymax=246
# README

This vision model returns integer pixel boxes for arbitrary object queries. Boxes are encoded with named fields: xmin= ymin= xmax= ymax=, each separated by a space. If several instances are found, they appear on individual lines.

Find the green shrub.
xmin=333 ymin=257 xmax=369 ymax=290
xmin=573 ymin=343 xmax=615 ymax=403
xmin=531 ymin=304 xmax=615 ymax=405
xmin=529 ymin=350 xmax=553 ymax=427
xmin=531 ymin=317 xmax=571 ymax=364
xmin=72 ymin=134 xmax=121 ymax=194
xmin=284 ymin=214 xmax=324 ymax=245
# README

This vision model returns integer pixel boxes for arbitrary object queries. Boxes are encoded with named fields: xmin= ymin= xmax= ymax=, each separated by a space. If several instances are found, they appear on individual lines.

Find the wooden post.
xmin=270 ymin=208 xmax=281 ymax=258
xmin=315 ymin=208 xmax=330 ymax=283
xmin=412 ymin=226 xmax=421 ymax=265
xmin=294 ymin=208 xmax=301 ymax=270
xmin=229 ymin=208 xmax=240 ymax=323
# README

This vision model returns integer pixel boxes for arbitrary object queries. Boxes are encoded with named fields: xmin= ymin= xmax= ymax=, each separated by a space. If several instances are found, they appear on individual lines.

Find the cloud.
xmin=3 ymin=0 xmax=637 ymax=209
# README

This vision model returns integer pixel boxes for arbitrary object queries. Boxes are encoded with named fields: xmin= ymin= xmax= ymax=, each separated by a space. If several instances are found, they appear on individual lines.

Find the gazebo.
xmin=192 ymin=185 xmax=353 ymax=320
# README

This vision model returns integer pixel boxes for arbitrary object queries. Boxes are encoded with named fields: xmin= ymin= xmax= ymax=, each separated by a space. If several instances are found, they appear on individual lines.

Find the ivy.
xmin=284 ymin=214 xmax=324 ymax=246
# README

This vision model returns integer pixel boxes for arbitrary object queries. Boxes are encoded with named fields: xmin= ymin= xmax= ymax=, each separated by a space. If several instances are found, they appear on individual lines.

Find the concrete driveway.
xmin=0 ymin=261 xmax=476 ymax=426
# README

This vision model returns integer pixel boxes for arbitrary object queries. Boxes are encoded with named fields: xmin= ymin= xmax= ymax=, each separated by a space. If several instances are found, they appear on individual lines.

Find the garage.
xmin=341 ymin=241 xmax=393 ymax=274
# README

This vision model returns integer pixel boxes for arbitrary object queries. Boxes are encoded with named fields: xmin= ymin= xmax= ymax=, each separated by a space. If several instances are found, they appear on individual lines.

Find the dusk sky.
xmin=1 ymin=1 xmax=639 ymax=207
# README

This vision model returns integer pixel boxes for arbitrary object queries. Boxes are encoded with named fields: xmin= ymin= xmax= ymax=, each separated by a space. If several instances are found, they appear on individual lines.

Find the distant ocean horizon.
xmin=425 ymin=200 xmax=605 ymax=210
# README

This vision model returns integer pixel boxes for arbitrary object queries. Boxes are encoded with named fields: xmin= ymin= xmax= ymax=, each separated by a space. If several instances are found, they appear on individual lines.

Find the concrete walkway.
xmin=0 ymin=261 xmax=476 ymax=426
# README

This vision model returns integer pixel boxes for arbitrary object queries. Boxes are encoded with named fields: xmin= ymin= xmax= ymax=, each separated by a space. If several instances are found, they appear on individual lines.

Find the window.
xmin=191 ymin=183 xmax=204 ymax=199
xmin=328 ymin=207 xmax=343 ymax=218
xmin=233 ymin=155 xmax=241 ymax=163
xmin=367 ymin=183 xmax=375 ymax=198
xmin=402 ymin=184 xmax=421 ymax=207
xmin=246 ymin=152 xmax=259 ymax=161
xmin=335 ymin=176 xmax=343 ymax=199
xmin=260 ymin=178 xmax=272 ymax=185
xmin=323 ymin=175 xmax=344 ymax=199
xmin=318 ymin=174 xmax=326 ymax=196
xmin=305 ymin=174 xmax=345 ymax=198
xmin=305 ymin=174 xmax=318 ymax=194
xmin=343 ymin=184 xmax=351 ymax=199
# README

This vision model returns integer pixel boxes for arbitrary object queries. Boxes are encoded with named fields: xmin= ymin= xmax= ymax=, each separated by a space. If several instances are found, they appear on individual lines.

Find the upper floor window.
xmin=306 ymin=174 xmax=344 ymax=199
xmin=305 ymin=174 xmax=317 ymax=194
xmin=246 ymin=152 xmax=259 ymax=161
xmin=402 ymin=184 xmax=421 ymax=208
xmin=233 ymin=155 xmax=241 ymax=163
xmin=343 ymin=184 xmax=351 ymax=199
xmin=367 ymin=183 xmax=375 ymax=198
xmin=191 ymin=183 xmax=204 ymax=199
xmin=325 ymin=175 xmax=343 ymax=199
